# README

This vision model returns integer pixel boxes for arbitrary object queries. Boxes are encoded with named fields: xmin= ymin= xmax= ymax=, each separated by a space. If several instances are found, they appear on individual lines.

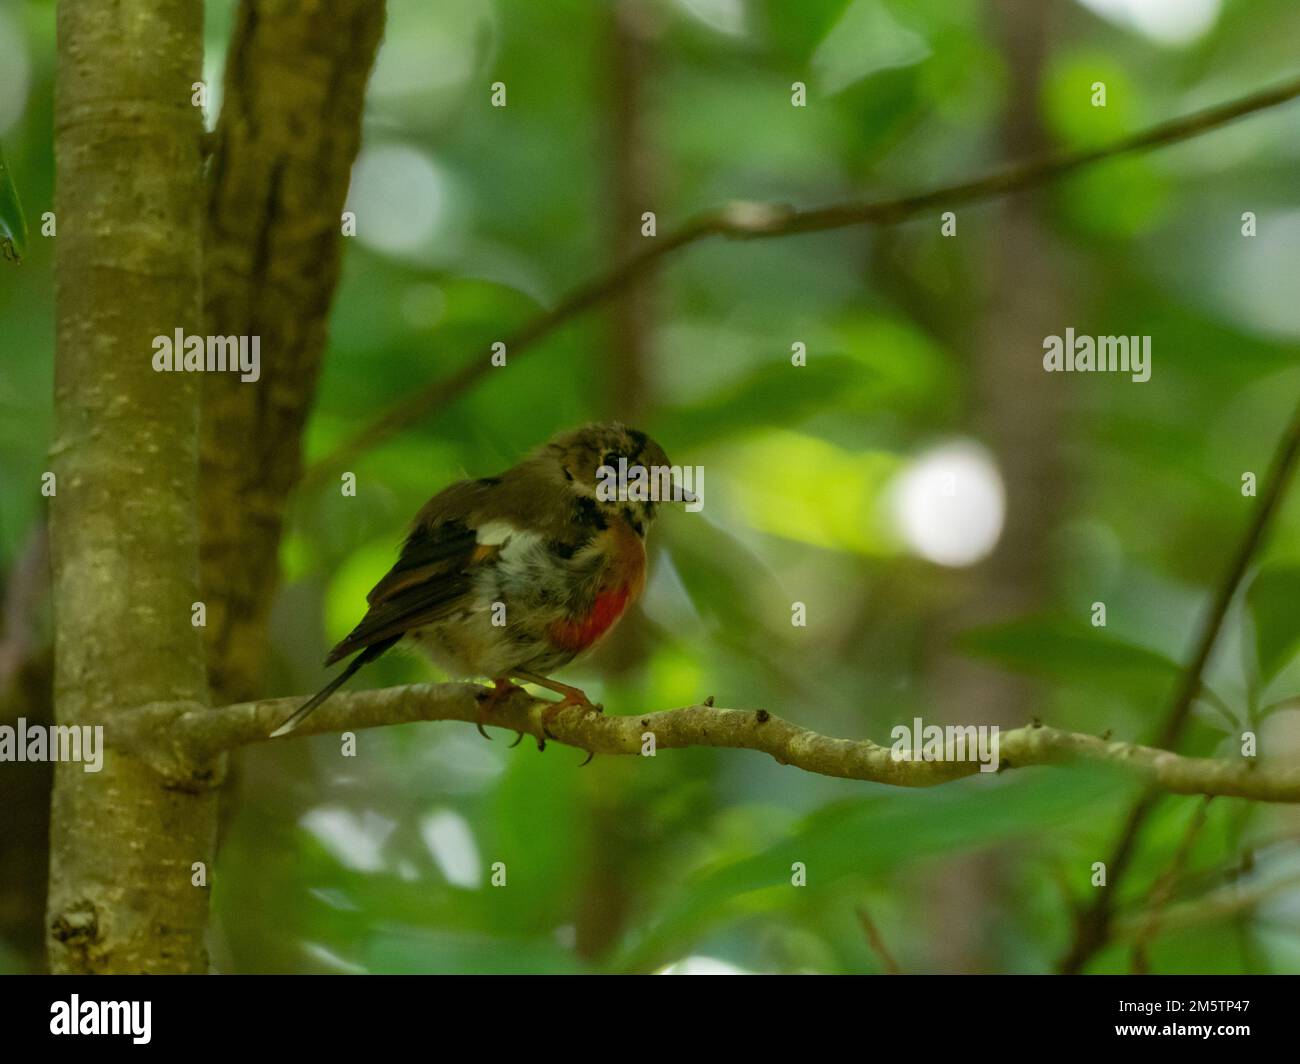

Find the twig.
xmin=1159 ymin=400 xmax=1300 ymax=750
xmin=304 ymin=73 xmax=1300 ymax=483
xmin=1115 ymin=870 xmax=1300 ymax=941
xmin=856 ymin=905 xmax=902 ymax=975
xmin=1130 ymin=797 xmax=1213 ymax=973
xmin=1060 ymin=396 xmax=1300 ymax=973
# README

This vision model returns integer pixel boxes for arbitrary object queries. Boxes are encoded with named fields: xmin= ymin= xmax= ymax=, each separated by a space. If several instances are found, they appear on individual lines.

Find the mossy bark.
xmin=46 ymin=0 xmax=213 ymax=973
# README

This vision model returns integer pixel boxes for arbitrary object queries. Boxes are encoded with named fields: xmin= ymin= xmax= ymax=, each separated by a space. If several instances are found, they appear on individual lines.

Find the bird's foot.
xmin=540 ymin=687 xmax=604 ymax=739
xmin=505 ymin=670 xmax=604 ymax=740
xmin=475 ymin=676 xmax=525 ymax=740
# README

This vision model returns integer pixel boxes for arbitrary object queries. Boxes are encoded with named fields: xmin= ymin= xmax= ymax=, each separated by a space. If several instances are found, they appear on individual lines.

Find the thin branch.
xmin=856 ymin=906 xmax=903 ymax=975
xmin=1059 ymin=395 xmax=1300 ymax=973
xmin=1115 ymin=870 xmax=1300 ymax=942
xmin=1160 ymin=399 xmax=1300 ymax=751
xmin=1130 ymin=796 xmax=1213 ymax=973
xmin=304 ymin=72 xmax=1300 ymax=482
xmin=114 ymin=683 xmax=1300 ymax=802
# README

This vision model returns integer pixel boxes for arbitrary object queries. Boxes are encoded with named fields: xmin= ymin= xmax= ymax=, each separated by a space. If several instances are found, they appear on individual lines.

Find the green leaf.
xmin=958 ymin=616 xmax=1183 ymax=698
xmin=757 ymin=0 xmax=858 ymax=60
xmin=487 ymin=739 xmax=581 ymax=933
xmin=725 ymin=431 xmax=901 ymax=555
xmin=659 ymin=510 xmax=781 ymax=639
xmin=652 ymin=354 xmax=871 ymax=452
xmin=1247 ymin=564 xmax=1300 ymax=682
xmin=811 ymin=0 xmax=931 ymax=96
xmin=0 ymin=144 xmax=28 ymax=265
xmin=619 ymin=768 xmax=1121 ymax=970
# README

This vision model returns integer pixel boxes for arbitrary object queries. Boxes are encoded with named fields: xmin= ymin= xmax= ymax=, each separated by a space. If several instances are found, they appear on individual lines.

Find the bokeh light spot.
xmin=889 ymin=441 xmax=1005 ymax=567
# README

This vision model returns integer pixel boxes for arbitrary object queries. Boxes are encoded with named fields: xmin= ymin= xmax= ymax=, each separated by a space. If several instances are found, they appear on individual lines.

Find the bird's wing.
xmin=324 ymin=482 xmax=502 ymax=665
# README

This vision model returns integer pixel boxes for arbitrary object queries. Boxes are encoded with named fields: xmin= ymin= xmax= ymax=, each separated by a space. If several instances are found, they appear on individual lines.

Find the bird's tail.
xmin=269 ymin=638 xmax=397 ymax=738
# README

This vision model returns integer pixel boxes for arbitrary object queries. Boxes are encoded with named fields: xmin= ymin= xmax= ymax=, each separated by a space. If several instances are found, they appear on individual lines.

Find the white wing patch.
xmin=476 ymin=520 xmax=544 ymax=563
xmin=475 ymin=520 xmax=521 ymax=546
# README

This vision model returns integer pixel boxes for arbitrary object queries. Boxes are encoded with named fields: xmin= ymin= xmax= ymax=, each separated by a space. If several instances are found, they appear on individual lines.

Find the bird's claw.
xmin=473 ymin=689 xmax=494 ymax=741
xmin=475 ymin=677 xmax=527 ymax=742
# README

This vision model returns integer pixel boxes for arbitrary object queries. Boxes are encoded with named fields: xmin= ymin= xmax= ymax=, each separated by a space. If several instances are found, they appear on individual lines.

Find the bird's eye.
xmin=602 ymin=451 xmax=620 ymax=469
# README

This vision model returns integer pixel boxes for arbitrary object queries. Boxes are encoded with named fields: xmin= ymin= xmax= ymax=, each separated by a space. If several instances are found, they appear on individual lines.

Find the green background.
xmin=3 ymin=0 xmax=1300 ymax=974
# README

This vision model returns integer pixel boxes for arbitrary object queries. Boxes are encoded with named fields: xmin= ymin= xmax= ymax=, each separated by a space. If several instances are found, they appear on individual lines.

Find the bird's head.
xmin=536 ymin=421 xmax=683 ymax=531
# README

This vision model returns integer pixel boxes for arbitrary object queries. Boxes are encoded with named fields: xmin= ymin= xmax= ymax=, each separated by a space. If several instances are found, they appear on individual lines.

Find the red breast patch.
xmin=548 ymin=585 xmax=633 ymax=653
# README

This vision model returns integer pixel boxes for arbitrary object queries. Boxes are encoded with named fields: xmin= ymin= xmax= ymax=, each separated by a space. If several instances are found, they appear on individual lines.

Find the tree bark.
xmin=201 ymin=0 xmax=386 ymax=704
xmin=47 ymin=0 xmax=213 ymax=973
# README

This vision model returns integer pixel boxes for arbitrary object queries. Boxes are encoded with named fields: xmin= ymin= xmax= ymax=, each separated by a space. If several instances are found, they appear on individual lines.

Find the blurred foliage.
xmin=1248 ymin=565 xmax=1300 ymax=685
xmin=5 ymin=0 xmax=1300 ymax=973
xmin=0 ymin=142 xmax=26 ymax=264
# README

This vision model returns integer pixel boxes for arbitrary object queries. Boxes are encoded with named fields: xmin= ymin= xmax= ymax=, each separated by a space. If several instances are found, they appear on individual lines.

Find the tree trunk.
xmin=46 ymin=0 xmax=213 ymax=974
xmin=201 ymin=0 xmax=386 ymax=705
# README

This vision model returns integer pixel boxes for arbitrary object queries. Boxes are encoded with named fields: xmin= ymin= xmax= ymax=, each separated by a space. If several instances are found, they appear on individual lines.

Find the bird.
xmin=270 ymin=422 xmax=680 ymax=739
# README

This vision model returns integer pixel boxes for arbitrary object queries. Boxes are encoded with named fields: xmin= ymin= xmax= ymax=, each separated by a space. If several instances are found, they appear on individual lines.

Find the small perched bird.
xmin=271 ymin=422 xmax=678 ymax=738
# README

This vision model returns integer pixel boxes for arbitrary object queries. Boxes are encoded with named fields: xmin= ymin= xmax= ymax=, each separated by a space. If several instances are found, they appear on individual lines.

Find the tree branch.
xmin=305 ymin=71 xmax=1300 ymax=481
xmin=116 ymin=684 xmax=1300 ymax=802
xmin=1130 ymin=796 xmax=1213 ymax=973
xmin=201 ymin=0 xmax=386 ymax=703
